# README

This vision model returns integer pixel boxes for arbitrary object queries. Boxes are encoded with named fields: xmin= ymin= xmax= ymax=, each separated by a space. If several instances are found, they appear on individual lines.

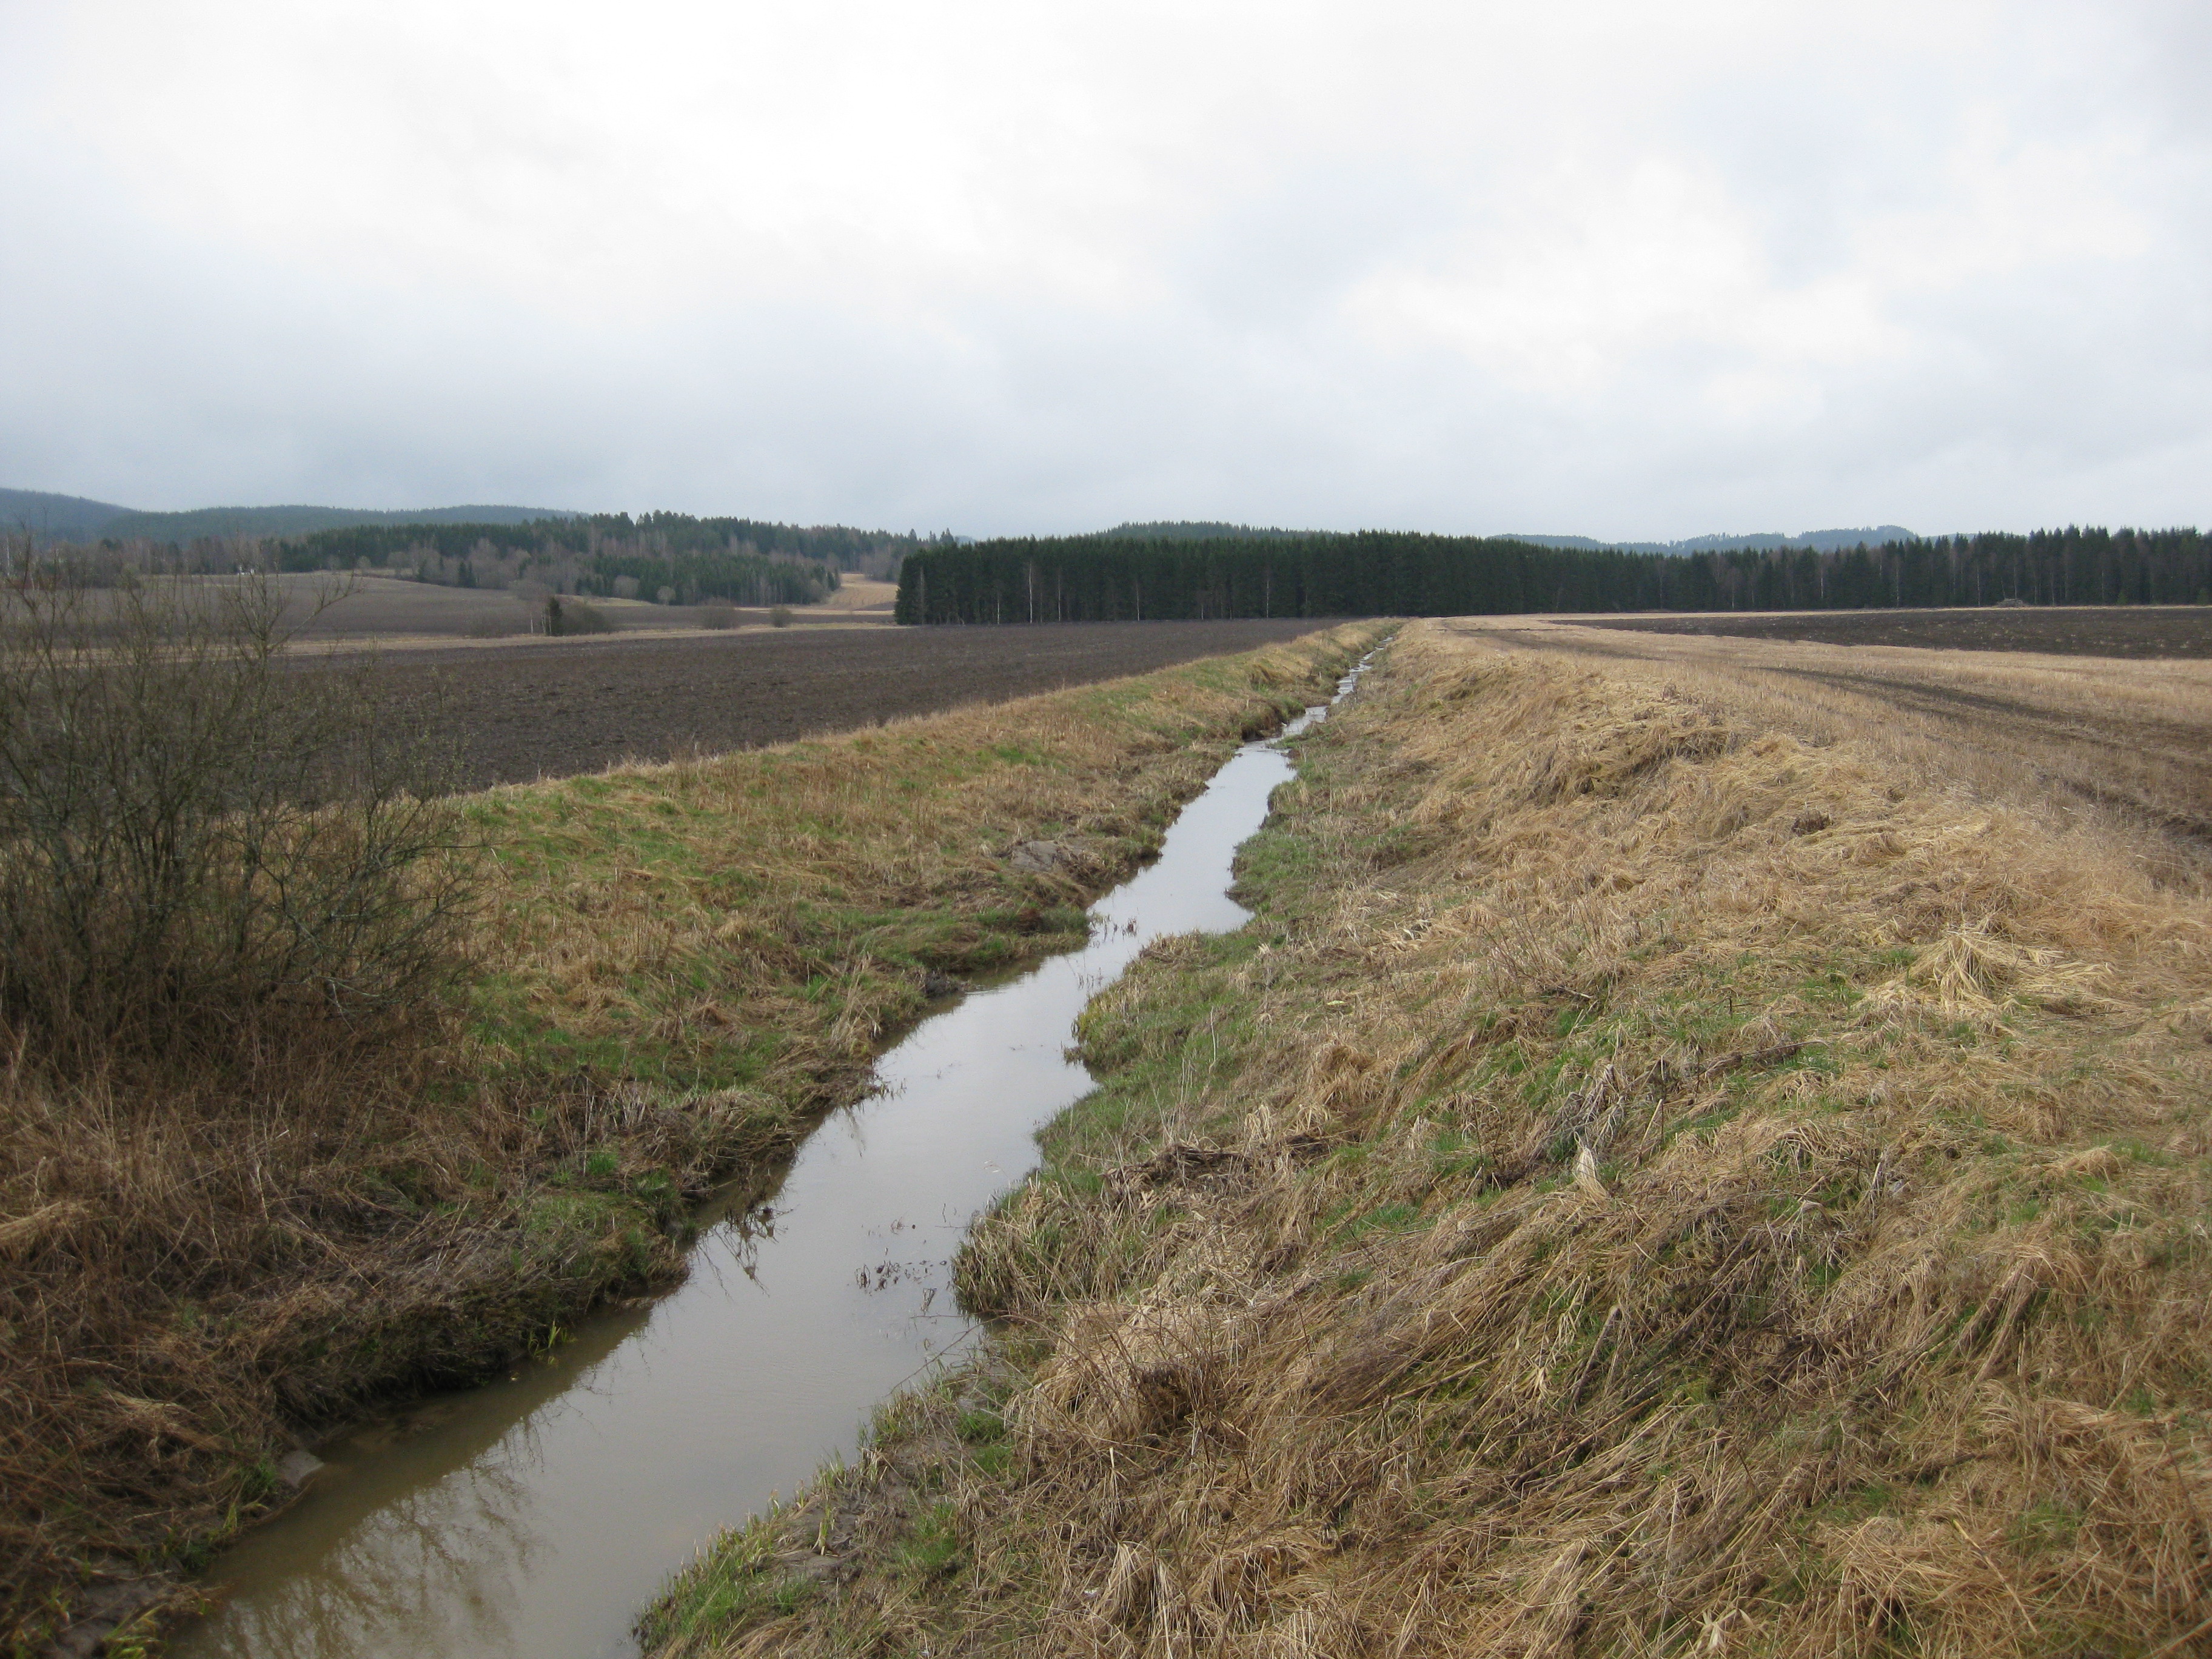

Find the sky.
xmin=2 ymin=0 xmax=2208 ymax=540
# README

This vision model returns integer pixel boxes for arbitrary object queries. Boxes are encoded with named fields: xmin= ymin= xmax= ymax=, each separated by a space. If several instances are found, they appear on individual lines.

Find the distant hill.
xmin=7 ymin=492 xmax=1922 ymax=559
xmin=1505 ymin=534 xmax=1660 ymax=551
xmin=102 ymin=503 xmax=572 ymax=540
xmin=1 ymin=490 xmax=576 ymax=543
xmin=1509 ymin=526 xmax=1919 ymax=555
xmin=1674 ymin=526 xmax=1917 ymax=552
xmin=1093 ymin=522 xmax=1925 ymax=554
xmin=0 ymin=488 xmax=135 ymax=541
xmin=1093 ymin=520 xmax=1306 ymax=540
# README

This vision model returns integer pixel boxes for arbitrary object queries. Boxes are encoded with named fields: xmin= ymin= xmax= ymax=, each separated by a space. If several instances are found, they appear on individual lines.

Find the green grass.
xmin=896 ymin=1501 xmax=965 ymax=1581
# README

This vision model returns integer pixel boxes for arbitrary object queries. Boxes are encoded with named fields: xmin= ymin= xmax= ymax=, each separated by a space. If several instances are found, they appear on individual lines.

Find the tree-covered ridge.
xmin=104 ymin=503 xmax=571 ymax=540
xmin=896 ymin=528 xmax=2212 ymax=623
xmin=281 ymin=512 xmax=920 ymax=571
xmin=0 ymin=488 xmax=134 ymax=541
xmin=264 ymin=514 xmax=911 ymax=605
xmin=46 ymin=513 xmax=953 ymax=606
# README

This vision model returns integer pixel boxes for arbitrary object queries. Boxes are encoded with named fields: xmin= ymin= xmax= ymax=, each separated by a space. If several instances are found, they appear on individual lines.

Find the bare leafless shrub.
xmin=546 ymin=594 xmax=615 ymax=635
xmin=769 ymin=603 xmax=794 ymax=628
xmin=0 ymin=556 xmax=474 ymax=1073
xmin=697 ymin=602 xmax=739 ymax=630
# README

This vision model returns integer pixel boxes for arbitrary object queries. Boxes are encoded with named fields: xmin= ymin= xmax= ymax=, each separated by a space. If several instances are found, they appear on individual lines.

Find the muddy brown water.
xmin=170 ymin=659 xmax=1373 ymax=1659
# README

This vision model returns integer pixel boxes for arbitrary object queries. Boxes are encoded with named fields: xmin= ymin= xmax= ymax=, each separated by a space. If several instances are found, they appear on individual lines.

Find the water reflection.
xmin=217 ymin=1458 xmax=541 ymax=1657
xmin=175 ymin=655 xmax=1371 ymax=1659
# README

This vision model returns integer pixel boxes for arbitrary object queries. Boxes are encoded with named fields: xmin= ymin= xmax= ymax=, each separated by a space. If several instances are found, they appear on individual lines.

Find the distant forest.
xmin=31 ymin=513 xmax=939 ymax=607
xmin=896 ymin=528 xmax=2212 ymax=624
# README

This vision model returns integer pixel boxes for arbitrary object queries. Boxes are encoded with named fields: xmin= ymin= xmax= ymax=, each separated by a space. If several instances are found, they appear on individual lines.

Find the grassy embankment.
xmin=646 ymin=619 xmax=2212 ymax=1657
xmin=0 ymin=622 xmax=1380 ymax=1653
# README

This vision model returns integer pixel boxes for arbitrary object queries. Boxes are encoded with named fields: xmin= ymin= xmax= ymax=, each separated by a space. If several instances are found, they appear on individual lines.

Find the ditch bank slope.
xmin=650 ymin=619 xmax=2212 ymax=1658
xmin=2 ymin=623 xmax=1382 ymax=1655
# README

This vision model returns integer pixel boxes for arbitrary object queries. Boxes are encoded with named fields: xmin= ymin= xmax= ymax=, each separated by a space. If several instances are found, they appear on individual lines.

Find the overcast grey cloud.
xmin=2 ymin=0 xmax=2207 ymax=537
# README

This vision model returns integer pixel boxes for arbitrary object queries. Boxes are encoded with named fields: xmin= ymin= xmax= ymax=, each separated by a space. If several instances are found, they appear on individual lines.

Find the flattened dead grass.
xmin=1455 ymin=612 xmax=2212 ymax=861
xmin=660 ymin=620 xmax=2212 ymax=1658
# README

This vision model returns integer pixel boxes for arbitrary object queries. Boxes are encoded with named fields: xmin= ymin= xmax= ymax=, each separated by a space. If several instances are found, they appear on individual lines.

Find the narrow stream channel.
xmin=172 ymin=656 xmax=1370 ymax=1659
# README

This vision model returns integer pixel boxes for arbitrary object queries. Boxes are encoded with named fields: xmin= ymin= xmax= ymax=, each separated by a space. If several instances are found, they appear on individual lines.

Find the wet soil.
xmin=351 ymin=620 xmax=1336 ymax=789
xmin=1577 ymin=606 xmax=2212 ymax=659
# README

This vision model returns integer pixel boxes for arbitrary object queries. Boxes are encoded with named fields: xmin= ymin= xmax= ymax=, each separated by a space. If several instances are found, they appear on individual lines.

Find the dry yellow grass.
xmin=1458 ymin=614 xmax=2212 ymax=862
xmin=0 ymin=623 xmax=1378 ymax=1654
xmin=816 ymin=578 xmax=899 ymax=611
xmin=655 ymin=620 xmax=2212 ymax=1658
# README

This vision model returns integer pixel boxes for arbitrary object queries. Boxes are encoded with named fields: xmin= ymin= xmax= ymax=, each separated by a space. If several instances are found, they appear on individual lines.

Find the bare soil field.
xmin=1580 ymin=603 xmax=2212 ymax=657
xmin=263 ymin=572 xmax=889 ymax=638
xmin=360 ymin=619 xmax=1339 ymax=788
xmin=1453 ymin=613 xmax=2212 ymax=854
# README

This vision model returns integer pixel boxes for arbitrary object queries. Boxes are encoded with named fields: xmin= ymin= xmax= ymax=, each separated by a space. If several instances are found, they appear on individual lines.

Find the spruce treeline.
xmin=895 ymin=528 xmax=2212 ymax=623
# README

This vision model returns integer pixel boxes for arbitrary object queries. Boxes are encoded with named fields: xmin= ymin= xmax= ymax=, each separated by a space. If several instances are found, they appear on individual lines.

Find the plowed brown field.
xmin=361 ymin=619 xmax=1341 ymax=788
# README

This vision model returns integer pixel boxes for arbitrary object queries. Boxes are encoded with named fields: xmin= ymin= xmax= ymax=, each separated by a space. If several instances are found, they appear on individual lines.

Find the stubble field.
xmin=1579 ymin=603 xmax=2212 ymax=659
xmin=1473 ymin=612 xmax=2212 ymax=848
